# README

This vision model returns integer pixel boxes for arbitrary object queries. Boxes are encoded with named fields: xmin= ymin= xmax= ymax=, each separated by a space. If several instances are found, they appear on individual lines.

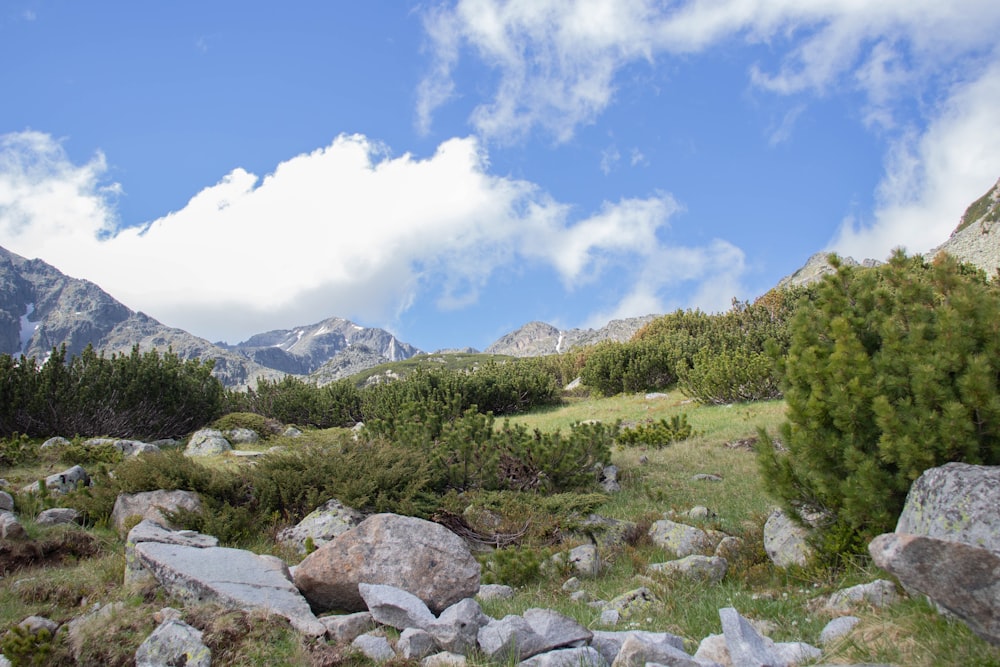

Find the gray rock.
xmin=112 ymin=489 xmax=202 ymax=534
xmin=319 ymin=612 xmax=374 ymax=644
xmin=824 ymin=579 xmax=900 ymax=612
xmin=108 ymin=439 xmax=161 ymax=457
xmin=0 ymin=491 xmax=13 ymax=512
xmin=476 ymin=584 xmax=514 ymax=601
xmin=600 ymin=465 xmax=620 ymax=493
xmin=184 ymin=429 xmax=231 ymax=456
xmin=477 ymin=615 xmax=549 ymax=662
xmin=562 ymin=576 xmax=581 ymax=592
xmin=714 ymin=536 xmax=744 ymax=561
xmin=686 ymin=506 xmax=715 ymax=520
xmin=550 ymin=544 xmax=601 ymax=578
xmin=523 ymin=607 xmax=592 ymax=652
xmin=693 ymin=633 xmax=727 ymax=665
xmin=352 ymin=633 xmax=396 ymax=662
xmin=359 ymin=582 xmax=437 ymax=631
xmin=870 ymin=532 xmax=1000 ymax=646
xmin=570 ymin=590 xmax=591 ymax=603
xmin=275 ymin=498 xmax=364 ymax=555
xmin=610 ymin=634 xmax=701 ymax=667
xmin=429 ymin=598 xmax=489 ymax=654
xmin=719 ymin=606 xmax=785 ymax=667
xmin=719 ymin=607 xmax=820 ymax=667
xmin=18 ymin=616 xmax=59 ymax=635
xmin=896 ymin=462 xmax=1000 ymax=555
xmin=763 ymin=509 xmax=814 ymax=568
xmin=648 ymin=555 xmax=728 ymax=584
xmin=35 ymin=507 xmax=81 ymax=526
xmin=40 ymin=436 xmax=71 ymax=449
xmin=819 ymin=616 xmax=860 ymax=645
xmin=648 ymin=519 xmax=714 ymax=557
xmin=0 ymin=511 xmax=25 ymax=539
xmin=282 ymin=426 xmax=303 ymax=438
xmin=590 ymin=630 xmax=685 ymax=666
xmin=575 ymin=514 xmax=639 ymax=550
xmin=134 ymin=541 xmax=324 ymax=636
xmin=607 ymin=587 xmax=656 ymax=619
xmin=599 ymin=610 xmax=620 ymax=626
xmin=691 ymin=473 xmax=723 ymax=482
xmin=422 ymin=652 xmax=468 ymax=667
xmin=223 ymin=428 xmax=259 ymax=445
xmin=522 ymin=646 xmax=608 ymax=667
xmin=135 ymin=618 xmax=211 ymax=667
xmin=294 ymin=513 xmax=481 ymax=614
xmin=35 ymin=465 xmax=89 ymax=494
xmin=399 ymin=628 xmax=439 ymax=660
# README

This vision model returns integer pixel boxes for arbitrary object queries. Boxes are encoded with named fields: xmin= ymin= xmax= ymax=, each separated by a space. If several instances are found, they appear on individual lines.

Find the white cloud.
xmin=830 ymin=57 xmax=1000 ymax=259
xmin=419 ymin=0 xmax=1000 ymax=260
xmin=0 ymin=130 xmax=741 ymax=343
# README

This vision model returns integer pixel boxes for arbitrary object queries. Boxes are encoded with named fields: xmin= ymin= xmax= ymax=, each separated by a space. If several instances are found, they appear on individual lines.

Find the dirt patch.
xmin=0 ymin=531 xmax=104 ymax=575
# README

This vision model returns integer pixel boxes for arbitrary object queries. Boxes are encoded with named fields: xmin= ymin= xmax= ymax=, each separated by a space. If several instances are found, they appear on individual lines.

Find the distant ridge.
xmin=485 ymin=315 xmax=657 ymax=357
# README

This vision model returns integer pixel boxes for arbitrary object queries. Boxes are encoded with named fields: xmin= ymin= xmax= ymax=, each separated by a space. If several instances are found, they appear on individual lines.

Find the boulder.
xmin=223 ymin=428 xmax=259 ymax=445
xmin=548 ymin=544 xmax=601 ymax=578
xmin=574 ymin=514 xmax=639 ymax=550
xmin=819 ymin=616 xmax=860 ymax=645
xmin=477 ymin=615 xmax=548 ymax=662
xmin=607 ymin=587 xmax=656 ymax=619
xmin=33 ymin=465 xmax=89 ymax=494
xmin=319 ymin=612 xmax=374 ymax=644
xmin=896 ymin=462 xmax=1000 ymax=555
xmin=610 ymin=634 xmax=702 ymax=667
xmin=870 ymin=532 xmax=1000 ymax=646
xmin=648 ymin=519 xmax=714 ymax=557
xmin=135 ymin=618 xmax=211 ymax=667
xmin=522 ymin=646 xmax=608 ymax=667
xmin=428 ymin=598 xmax=489 ymax=654
xmin=763 ymin=509 xmax=814 ymax=568
xmin=823 ymin=579 xmax=900 ymax=612
xmin=358 ymin=582 xmax=437 ymax=631
xmin=718 ymin=607 xmax=821 ymax=667
xmin=422 ymin=652 xmax=468 ymax=667
xmin=112 ymin=489 xmax=202 ymax=534
xmin=294 ymin=513 xmax=480 ymax=614
xmin=35 ymin=507 xmax=81 ymax=526
xmin=590 ymin=630 xmax=686 ymax=666
xmin=0 ymin=491 xmax=13 ymax=512
xmin=647 ymin=555 xmax=728 ymax=584
xmin=184 ymin=429 xmax=232 ymax=456
xmin=0 ymin=511 xmax=26 ymax=539
xmin=352 ymin=633 xmax=396 ymax=662
xmin=599 ymin=465 xmax=620 ymax=493
xmin=134 ymin=540 xmax=325 ymax=636
xmin=40 ymin=436 xmax=71 ymax=449
xmin=476 ymin=584 xmax=514 ymax=601
xmin=399 ymin=628 xmax=439 ymax=660
xmin=275 ymin=498 xmax=364 ymax=555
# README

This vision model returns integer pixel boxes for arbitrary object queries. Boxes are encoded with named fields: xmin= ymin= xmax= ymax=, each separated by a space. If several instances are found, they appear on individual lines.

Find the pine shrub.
xmin=758 ymin=251 xmax=1000 ymax=558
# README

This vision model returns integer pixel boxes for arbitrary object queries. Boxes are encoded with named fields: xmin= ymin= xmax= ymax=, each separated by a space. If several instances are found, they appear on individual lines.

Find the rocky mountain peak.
xmin=485 ymin=316 xmax=657 ymax=357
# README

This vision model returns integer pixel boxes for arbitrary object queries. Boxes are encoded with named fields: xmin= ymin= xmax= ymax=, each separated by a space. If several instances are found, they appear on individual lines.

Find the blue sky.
xmin=1 ymin=1 xmax=999 ymax=352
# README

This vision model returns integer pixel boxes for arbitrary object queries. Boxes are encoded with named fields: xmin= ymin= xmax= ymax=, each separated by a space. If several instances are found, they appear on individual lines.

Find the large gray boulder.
xmin=112 ymin=489 xmax=202 ymax=535
xmin=275 ymin=498 xmax=364 ymax=555
xmin=358 ymin=582 xmax=437 ymax=631
xmin=135 ymin=618 xmax=211 ymax=667
xmin=429 ymin=598 xmax=489 ymax=655
xmin=870 ymin=532 xmax=1000 ymax=646
xmin=294 ymin=513 xmax=480 ymax=614
xmin=35 ymin=508 xmax=82 ymax=526
xmin=896 ymin=462 xmax=1000 ymax=555
xmin=23 ymin=465 xmax=90 ymax=494
xmin=590 ymin=630 xmax=685 ymax=666
xmin=134 ymin=540 xmax=325 ymax=637
xmin=647 ymin=555 xmax=728 ymax=585
xmin=610 ymin=634 xmax=703 ymax=667
xmin=719 ymin=607 xmax=821 ymax=667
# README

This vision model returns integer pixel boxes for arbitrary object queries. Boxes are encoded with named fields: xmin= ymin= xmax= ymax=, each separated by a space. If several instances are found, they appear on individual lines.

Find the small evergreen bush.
xmin=617 ymin=414 xmax=694 ymax=448
xmin=758 ymin=252 xmax=1000 ymax=559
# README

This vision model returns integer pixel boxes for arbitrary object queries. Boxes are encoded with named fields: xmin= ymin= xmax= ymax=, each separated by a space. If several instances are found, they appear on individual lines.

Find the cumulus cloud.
xmin=419 ymin=0 xmax=1000 ymax=258
xmin=0 ymin=130 xmax=739 ymax=342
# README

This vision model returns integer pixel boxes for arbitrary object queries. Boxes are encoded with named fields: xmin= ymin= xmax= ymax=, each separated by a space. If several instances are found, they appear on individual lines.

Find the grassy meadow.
xmin=0 ymin=389 xmax=998 ymax=666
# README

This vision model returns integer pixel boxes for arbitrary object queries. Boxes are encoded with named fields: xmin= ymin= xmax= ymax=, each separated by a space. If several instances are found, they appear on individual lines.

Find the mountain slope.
xmin=929 ymin=177 xmax=1000 ymax=273
xmin=485 ymin=315 xmax=657 ymax=357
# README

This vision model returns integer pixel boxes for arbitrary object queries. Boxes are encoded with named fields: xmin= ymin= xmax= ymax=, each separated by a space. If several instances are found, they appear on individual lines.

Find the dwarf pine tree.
xmin=758 ymin=250 xmax=1000 ymax=557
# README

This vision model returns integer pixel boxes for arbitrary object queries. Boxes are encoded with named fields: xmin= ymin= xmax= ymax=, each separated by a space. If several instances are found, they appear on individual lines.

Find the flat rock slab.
xmin=134 ymin=541 xmax=324 ymax=637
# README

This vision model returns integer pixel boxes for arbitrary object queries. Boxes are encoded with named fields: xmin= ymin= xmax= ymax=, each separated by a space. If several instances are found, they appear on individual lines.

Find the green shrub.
xmin=480 ymin=546 xmax=547 ymax=586
xmin=758 ymin=251 xmax=1000 ymax=559
xmin=678 ymin=347 xmax=782 ymax=404
xmin=0 ymin=433 xmax=37 ymax=468
xmin=212 ymin=412 xmax=275 ymax=436
xmin=617 ymin=415 xmax=694 ymax=448
xmin=0 ymin=625 xmax=58 ymax=666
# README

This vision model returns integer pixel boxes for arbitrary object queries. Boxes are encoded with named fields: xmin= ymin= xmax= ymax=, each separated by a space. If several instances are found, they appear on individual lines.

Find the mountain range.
xmin=2 ymin=176 xmax=998 ymax=388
